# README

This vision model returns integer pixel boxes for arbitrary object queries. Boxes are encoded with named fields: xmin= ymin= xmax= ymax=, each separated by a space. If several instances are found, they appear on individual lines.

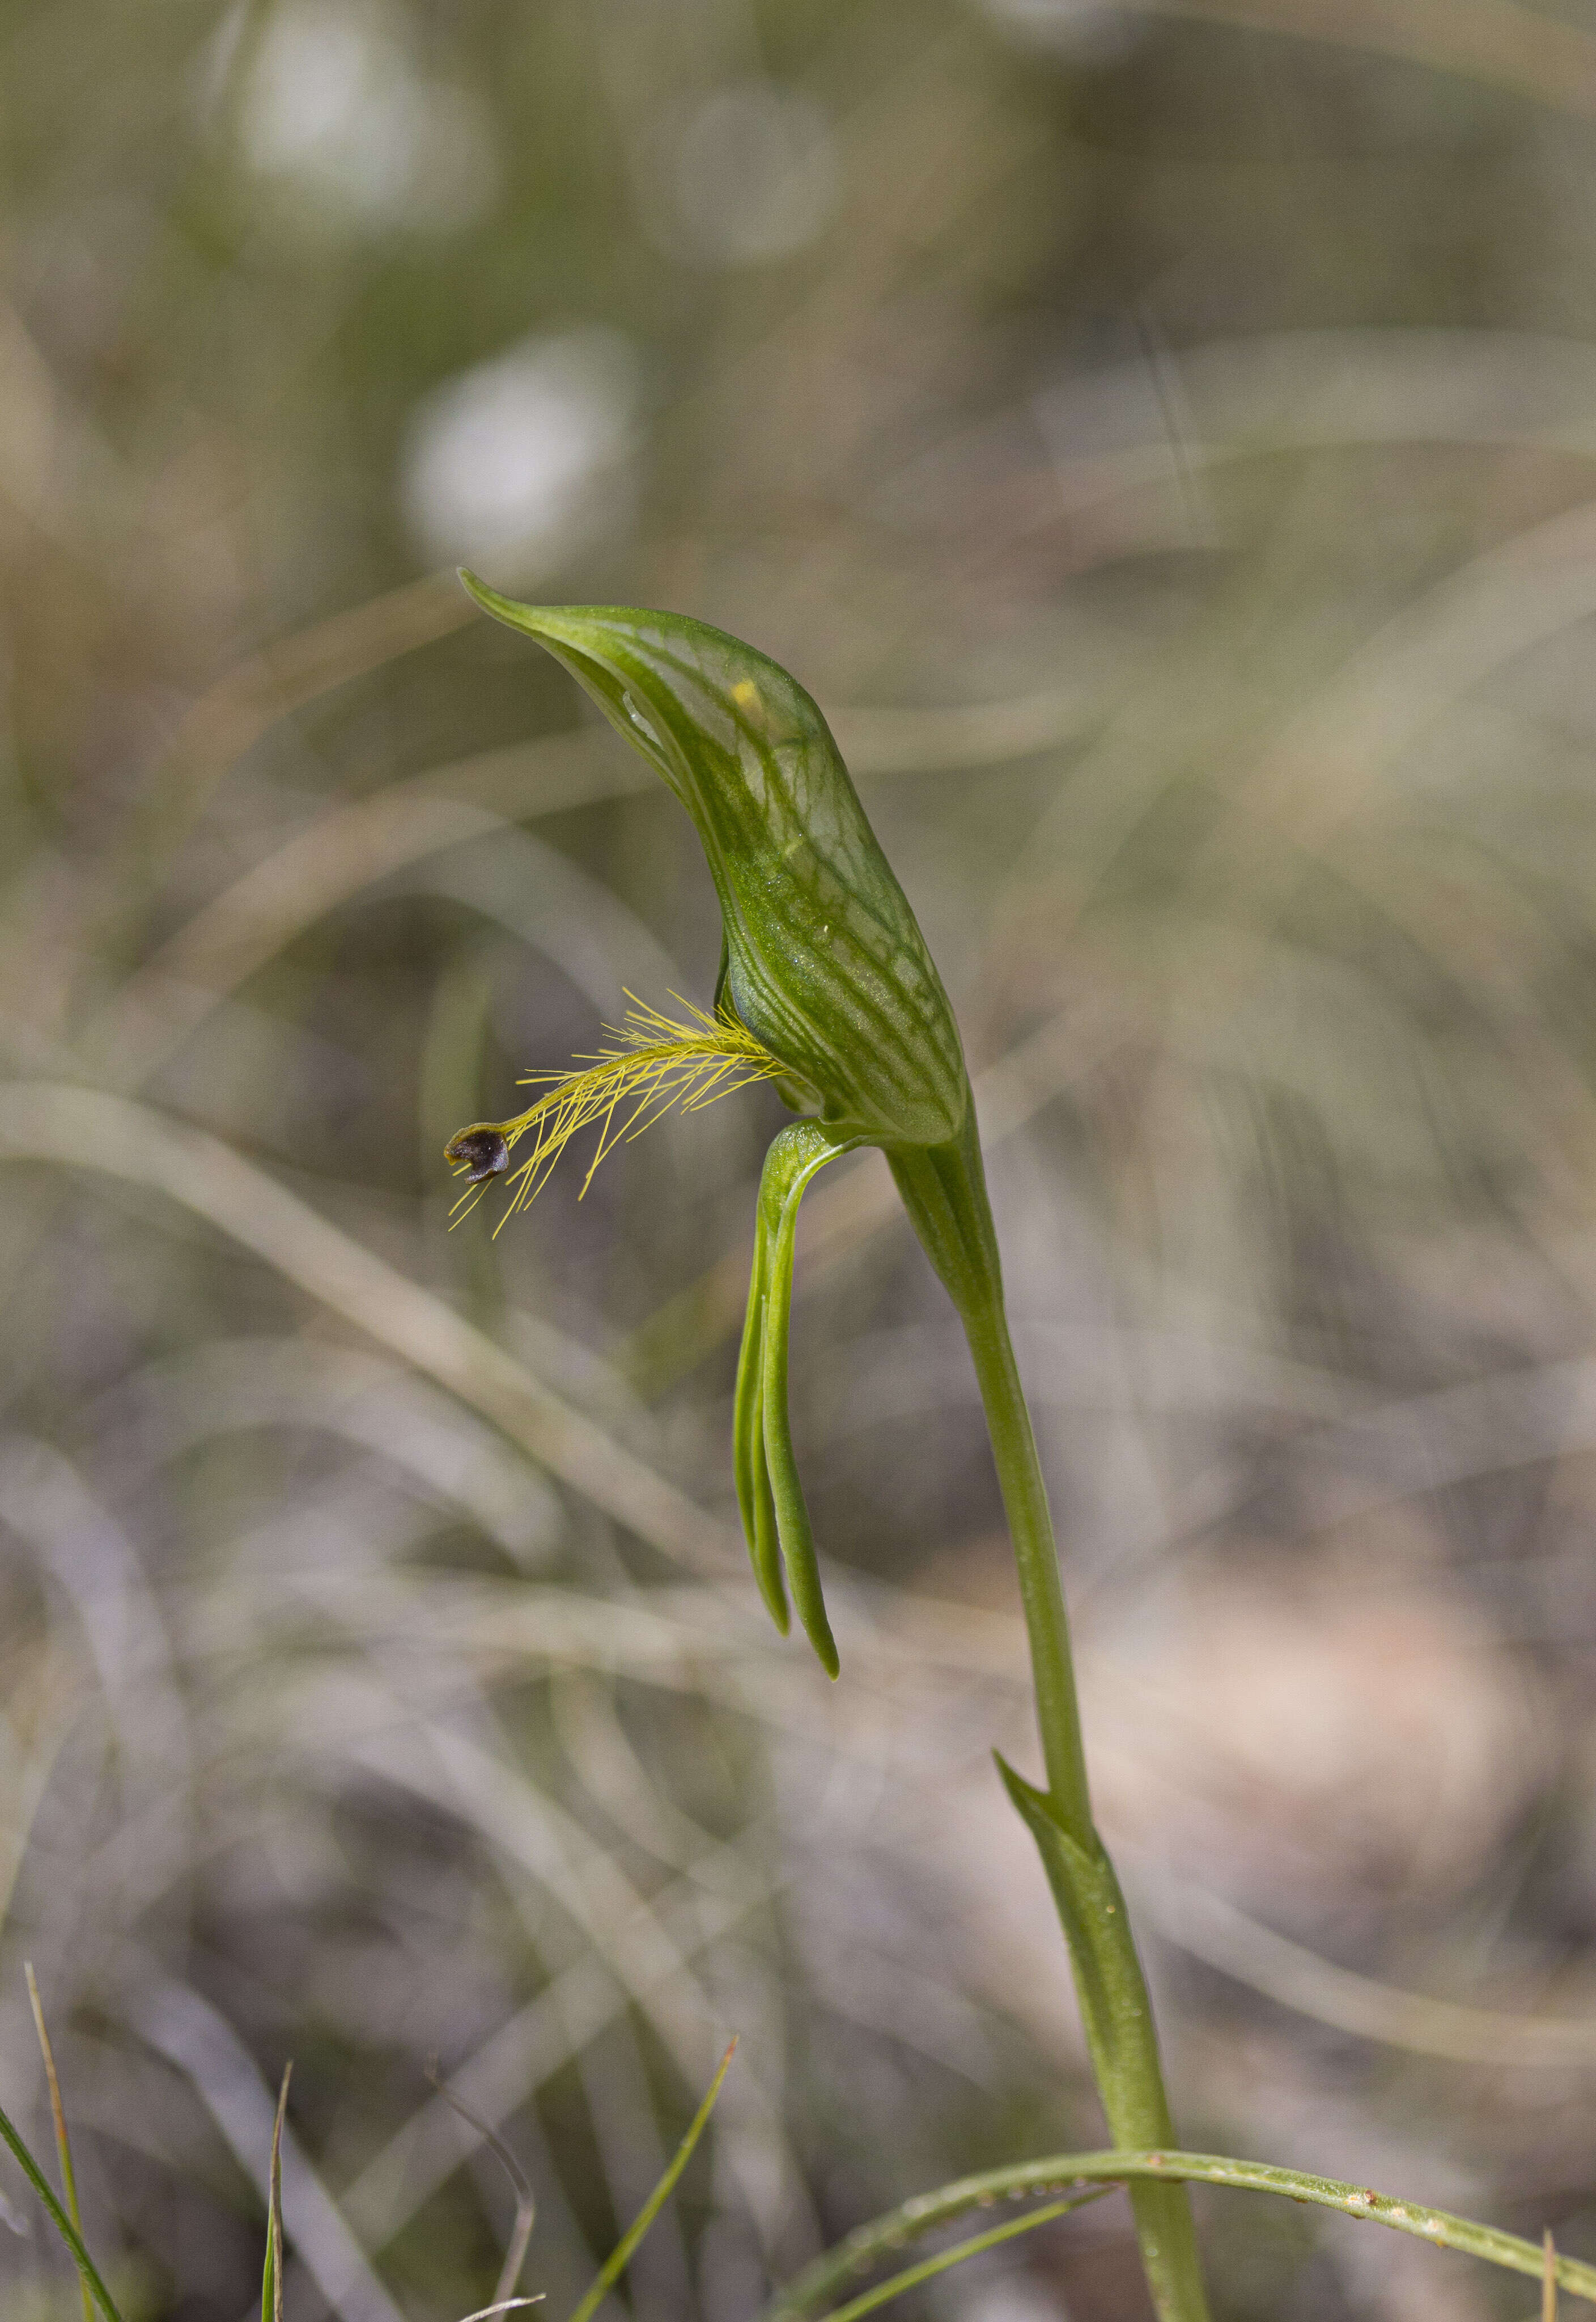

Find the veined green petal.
xmin=459 ymin=573 xmax=968 ymax=1149
xmin=729 ymin=1121 xmax=861 ymax=1674
xmin=755 ymin=1122 xmax=860 ymax=1676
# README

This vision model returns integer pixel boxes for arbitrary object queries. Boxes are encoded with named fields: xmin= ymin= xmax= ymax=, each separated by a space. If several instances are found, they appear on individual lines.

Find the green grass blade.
xmin=0 ymin=2093 xmax=125 ymax=2322
xmin=765 ymin=2150 xmax=1596 ymax=2321
xmin=566 ymin=2039 xmax=736 ymax=2322
xmin=261 ymin=2063 xmax=291 ymax=2322
xmin=26 ymin=1963 xmax=94 ymax=2322
xmin=815 ymin=2193 xmax=1110 ymax=2322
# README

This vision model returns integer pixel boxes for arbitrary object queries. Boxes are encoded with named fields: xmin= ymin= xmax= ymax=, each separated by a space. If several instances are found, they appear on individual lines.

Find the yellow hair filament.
xmin=445 ymin=994 xmax=788 ymax=1233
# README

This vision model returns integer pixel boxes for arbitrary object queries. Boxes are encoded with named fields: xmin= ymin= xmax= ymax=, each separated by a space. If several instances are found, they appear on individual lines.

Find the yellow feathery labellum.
xmin=445 ymin=994 xmax=787 ymax=1232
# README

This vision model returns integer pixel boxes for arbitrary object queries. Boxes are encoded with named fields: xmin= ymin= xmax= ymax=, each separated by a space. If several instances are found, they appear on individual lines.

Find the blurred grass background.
xmin=7 ymin=1 xmax=1596 ymax=2315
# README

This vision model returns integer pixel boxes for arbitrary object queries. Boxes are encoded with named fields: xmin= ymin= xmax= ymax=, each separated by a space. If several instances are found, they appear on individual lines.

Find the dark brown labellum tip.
xmin=445 ymin=1124 xmax=510 ymax=1184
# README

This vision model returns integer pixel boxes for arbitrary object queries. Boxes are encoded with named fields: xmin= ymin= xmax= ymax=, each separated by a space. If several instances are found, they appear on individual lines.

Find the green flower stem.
xmin=889 ymin=1124 xmax=1208 ymax=2322
xmin=963 ymin=1295 xmax=1208 ymax=2322
xmin=960 ymin=1295 xmax=1091 ymax=1827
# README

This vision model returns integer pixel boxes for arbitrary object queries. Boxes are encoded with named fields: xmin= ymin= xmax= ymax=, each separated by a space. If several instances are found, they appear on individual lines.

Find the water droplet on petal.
xmin=622 ymin=689 xmax=661 ymax=748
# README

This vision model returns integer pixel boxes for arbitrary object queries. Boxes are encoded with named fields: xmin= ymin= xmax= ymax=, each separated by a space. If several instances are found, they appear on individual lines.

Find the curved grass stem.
xmin=810 ymin=2192 xmax=1110 ymax=2322
xmin=764 ymin=2148 xmax=1596 ymax=2320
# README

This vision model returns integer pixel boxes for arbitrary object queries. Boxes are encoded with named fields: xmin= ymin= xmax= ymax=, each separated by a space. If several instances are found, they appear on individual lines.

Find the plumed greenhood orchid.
xmin=448 ymin=575 xmax=1006 ymax=1679
xmin=445 ymin=578 xmax=1211 ymax=2320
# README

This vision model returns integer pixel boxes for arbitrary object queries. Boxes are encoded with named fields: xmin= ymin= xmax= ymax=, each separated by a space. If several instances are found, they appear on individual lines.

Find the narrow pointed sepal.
xmin=740 ymin=1121 xmax=863 ymax=1675
xmin=734 ymin=1202 xmax=788 ymax=1633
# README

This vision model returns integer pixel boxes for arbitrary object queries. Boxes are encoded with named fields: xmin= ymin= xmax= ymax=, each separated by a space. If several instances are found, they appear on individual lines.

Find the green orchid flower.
xmin=448 ymin=571 xmax=1000 ymax=1675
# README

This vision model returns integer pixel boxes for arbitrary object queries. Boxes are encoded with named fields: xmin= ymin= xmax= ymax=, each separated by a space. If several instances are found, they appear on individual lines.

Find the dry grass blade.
xmin=1548 ymin=2228 xmax=1560 ymax=2322
xmin=25 ymin=1961 xmax=92 ymax=2322
xmin=425 ymin=2064 xmax=537 ymax=2306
